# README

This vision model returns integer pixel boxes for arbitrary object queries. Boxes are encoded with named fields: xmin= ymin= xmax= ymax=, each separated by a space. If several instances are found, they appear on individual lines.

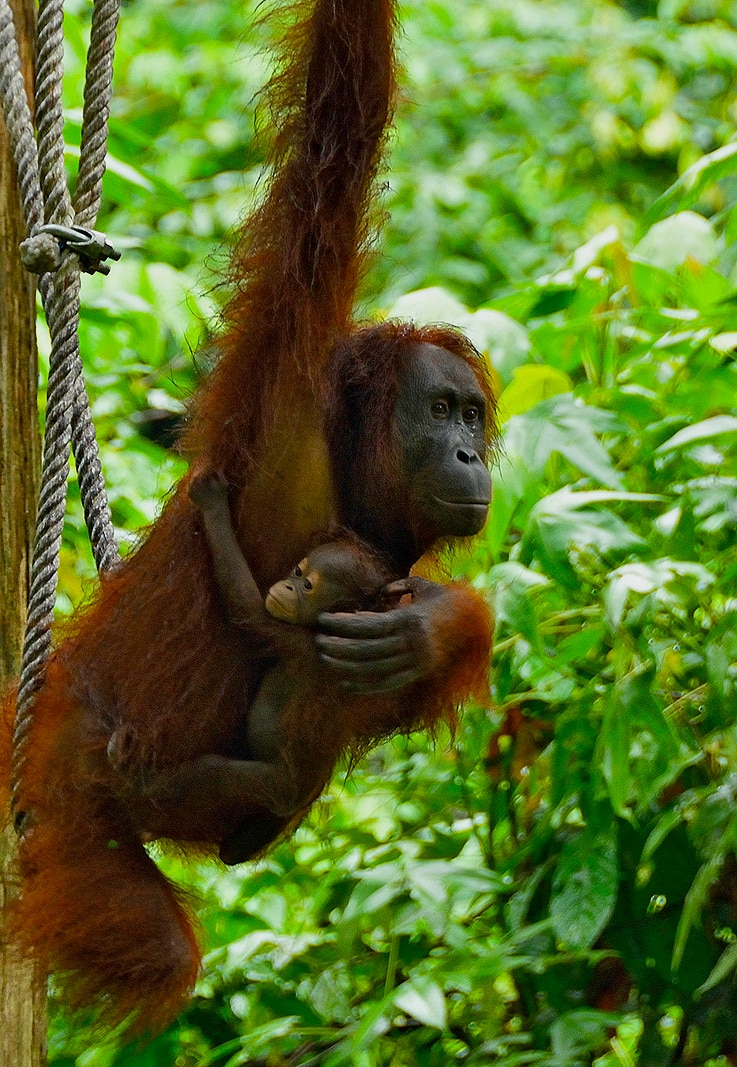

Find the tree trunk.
xmin=0 ymin=0 xmax=47 ymax=1062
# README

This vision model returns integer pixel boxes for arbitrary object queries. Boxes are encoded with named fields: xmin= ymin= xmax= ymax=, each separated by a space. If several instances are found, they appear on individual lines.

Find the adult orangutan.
xmin=0 ymin=0 xmax=495 ymax=1036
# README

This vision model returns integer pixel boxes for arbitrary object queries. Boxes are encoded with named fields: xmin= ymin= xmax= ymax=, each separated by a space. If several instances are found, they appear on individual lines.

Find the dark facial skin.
xmin=394 ymin=343 xmax=492 ymax=546
xmin=315 ymin=343 xmax=493 ymax=695
xmin=265 ymin=544 xmax=372 ymax=624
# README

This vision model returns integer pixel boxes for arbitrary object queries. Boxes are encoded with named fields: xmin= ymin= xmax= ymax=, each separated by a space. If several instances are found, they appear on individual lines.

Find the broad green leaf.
xmin=507 ymin=863 xmax=551 ymax=932
xmin=481 ymin=449 xmax=537 ymax=558
xmin=655 ymin=414 xmax=737 ymax=453
xmin=483 ymin=561 xmax=551 ymax=594
xmin=550 ymin=827 xmax=618 ymax=949
xmin=599 ymin=671 xmax=689 ymax=816
xmin=633 ymin=212 xmax=718 ymax=273
xmin=705 ymin=626 xmax=737 ymax=699
xmin=550 ymin=1009 xmax=620 ymax=1062
xmin=604 ymin=560 xmax=714 ymax=630
xmin=527 ymin=286 xmax=577 ymax=317
xmin=67 ymin=141 xmax=192 ymax=208
xmin=630 ymin=258 xmax=677 ymax=305
xmin=516 ymin=652 xmax=576 ymax=703
xmin=485 ymin=562 xmax=550 ymax=647
xmin=710 ymin=332 xmax=737 ymax=353
xmin=393 ymin=976 xmax=448 ymax=1030
xmin=309 ymin=965 xmax=352 ymax=1022
xmin=686 ymin=477 xmax=737 ymax=534
xmin=502 ymin=394 xmax=625 ymax=488
xmin=540 ymin=490 xmax=663 ymax=507
xmin=440 ymin=941 xmax=529 ymax=990
xmin=341 ymin=872 xmax=404 ymax=921
xmin=553 ymin=623 xmax=605 ymax=666
xmin=523 ymin=489 xmax=647 ymax=586
xmin=465 ymin=308 xmax=531 ymax=385
xmin=205 ymin=1019 xmax=299 ymax=1065
xmin=498 ymin=364 xmax=572 ymax=419
xmin=570 ymin=224 xmax=620 ymax=273
xmin=645 ymin=143 xmax=737 ymax=225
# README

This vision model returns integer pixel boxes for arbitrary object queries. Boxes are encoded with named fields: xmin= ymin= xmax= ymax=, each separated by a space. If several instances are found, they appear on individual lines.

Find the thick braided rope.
xmin=7 ymin=0 xmax=121 ymax=809
xmin=34 ymin=0 xmax=118 ymax=572
xmin=0 ymin=0 xmax=43 ymax=231
xmin=12 ymin=0 xmax=79 ymax=801
xmin=70 ymin=0 xmax=121 ymax=573
xmin=1 ymin=0 xmax=120 ymax=578
xmin=35 ymin=0 xmax=71 ymax=227
xmin=13 ymin=258 xmax=79 ymax=794
xmin=74 ymin=0 xmax=120 ymax=226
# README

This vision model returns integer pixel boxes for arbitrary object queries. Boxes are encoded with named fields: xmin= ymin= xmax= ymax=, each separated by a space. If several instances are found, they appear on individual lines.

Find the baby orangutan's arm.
xmin=188 ymin=470 xmax=263 ymax=622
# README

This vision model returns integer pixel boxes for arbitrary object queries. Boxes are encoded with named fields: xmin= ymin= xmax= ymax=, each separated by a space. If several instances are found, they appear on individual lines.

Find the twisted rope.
xmin=0 ymin=1 xmax=43 ymax=231
xmin=71 ymin=0 xmax=121 ymax=574
xmin=0 ymin=0 xmax=122 ymax=814
xmin=75 ymin=0 xmax=119 ymax=226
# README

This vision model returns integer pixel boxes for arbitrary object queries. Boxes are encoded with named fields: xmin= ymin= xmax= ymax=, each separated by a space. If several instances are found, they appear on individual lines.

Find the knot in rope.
xmin=20 ymin=223 xmax=121 ymax=275
xmin=19 ymin=229 xmax=61 ymax=272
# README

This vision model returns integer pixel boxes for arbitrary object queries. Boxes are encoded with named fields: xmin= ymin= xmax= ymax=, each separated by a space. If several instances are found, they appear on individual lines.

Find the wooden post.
xmin=0 ymin=0 xmax=47 ymax=1062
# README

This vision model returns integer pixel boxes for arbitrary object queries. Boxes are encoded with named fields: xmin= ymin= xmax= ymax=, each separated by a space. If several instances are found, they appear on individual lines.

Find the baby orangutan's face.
xmin=264 ymin=544 xmax=358 ymax=626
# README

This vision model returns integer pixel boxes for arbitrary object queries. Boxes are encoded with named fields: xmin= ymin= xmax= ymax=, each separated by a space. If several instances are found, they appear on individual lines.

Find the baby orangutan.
xmin=192 ymin=471 xmax=399 ymax=860
xmin=107 ymin=470 xmax=400 ymax=863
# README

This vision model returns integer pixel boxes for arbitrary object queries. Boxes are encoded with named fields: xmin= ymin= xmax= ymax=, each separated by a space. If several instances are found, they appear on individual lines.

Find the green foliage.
xmin=380 ymin=0 xmax=737 ymax=306
xmin=35 ymin=0 xmax=737 ymax=1063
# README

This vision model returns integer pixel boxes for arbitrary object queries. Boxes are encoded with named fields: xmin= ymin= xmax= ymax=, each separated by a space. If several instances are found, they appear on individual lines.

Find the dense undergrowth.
xmin=40 ymin=0 xmax=737 ymax=1063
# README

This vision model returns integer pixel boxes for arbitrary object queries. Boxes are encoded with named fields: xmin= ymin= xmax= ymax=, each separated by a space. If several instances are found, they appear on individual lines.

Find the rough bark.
xmin=0 ymin=0 xmax=47 ymax=1062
